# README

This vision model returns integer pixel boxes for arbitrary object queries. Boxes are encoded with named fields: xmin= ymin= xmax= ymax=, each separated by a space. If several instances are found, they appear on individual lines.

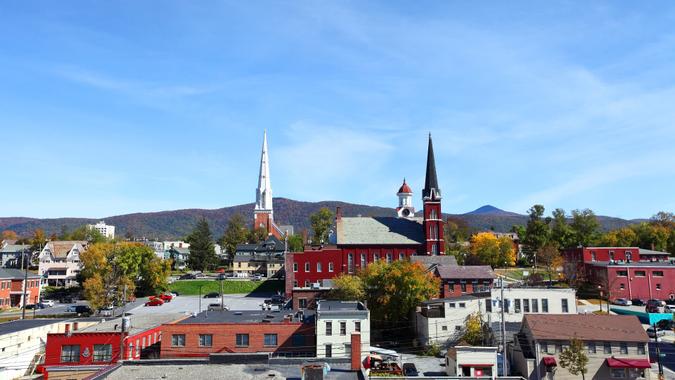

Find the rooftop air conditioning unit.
xmin=311 ymin=282 xmax=320 ymax=289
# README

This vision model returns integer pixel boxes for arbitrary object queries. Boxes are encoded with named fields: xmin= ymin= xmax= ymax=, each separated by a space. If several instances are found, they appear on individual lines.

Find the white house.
xmin=486 ymin=286 xmax=577 ymax=323
xmin=316 ymin=300 xmax=370 ymax=359
xmin=87 ymin=221 xmax=115 ymax=239
xmin=446 ymin=346 xmax=498 ymax=378
xmin=38 ymin=241 xmax=87 ymax=287
xmin=416 ymin=294 xmax=486 ymax=346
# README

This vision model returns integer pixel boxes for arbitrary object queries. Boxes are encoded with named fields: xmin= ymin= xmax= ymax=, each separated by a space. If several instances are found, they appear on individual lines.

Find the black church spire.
xmin=422 ymin=134 xmax=441 ymax=200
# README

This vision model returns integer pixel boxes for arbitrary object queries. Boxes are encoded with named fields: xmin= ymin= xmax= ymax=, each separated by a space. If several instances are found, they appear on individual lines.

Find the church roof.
xmin=422 ymin=134 xmax=441 ymax=200
xmin=397 ymin=179 xmax=413 ymax=194
xmin=336 ymin=217 xmax=425 ymax=245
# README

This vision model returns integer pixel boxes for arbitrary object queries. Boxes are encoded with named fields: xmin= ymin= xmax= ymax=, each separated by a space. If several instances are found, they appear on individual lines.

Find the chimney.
xmin=73 ymin=322 xmax=79 ymax=331
xmin=351 ymin=332 xmax=361 ymax=371
xmin=336 ymin=207 xmax=342 ymax=222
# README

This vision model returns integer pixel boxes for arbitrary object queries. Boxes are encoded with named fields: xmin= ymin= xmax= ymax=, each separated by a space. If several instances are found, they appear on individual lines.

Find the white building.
xmin=446 ymin=346 xmax=498 ymax=378
xmin=486 ymin=286 xmax=577 ymax=324
xmin=316 ymin=300 xmax=370 ymax=359
xmin=0 ymin=319 xmax=97 ymax=379
xmin=38 ymin=241 xmax=87 ymax=287
xmin=87 ymin=221 xmax=115 ymax=239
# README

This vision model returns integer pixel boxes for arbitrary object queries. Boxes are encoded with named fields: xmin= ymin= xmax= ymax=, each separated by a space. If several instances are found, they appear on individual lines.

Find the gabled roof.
xmin=44 ymin=241 xmax=87 ymax=258
xmin=0 ymin=244 xmax=31 ymax=253
xmin=235 ymin=235 xmax=285 ymax=253
xmin=336 ymin=217 xmax=424 ymax=245
xmin=523 ymin=314 xmax=648 ymax=343
xmin=411 ymin=255 xmax=458 ymax=270
xmin=435 ymin=265 xmax=496 ymax=280
xmin=0 ymin=268 xmax=40 ymax=279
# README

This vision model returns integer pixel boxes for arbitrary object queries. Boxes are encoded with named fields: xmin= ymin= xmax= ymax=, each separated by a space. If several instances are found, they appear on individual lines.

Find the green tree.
xmin=310 ymin=207 xmax=333 ymax=243
xmin=570 ymin=209 xmax=600 ymax=247
xmin=247 ymin=227 xmax=268 ymax=244
xmin=632 ymin=222 xmax=669 ymax=251
xmin=537 ymin=243 xmax=563 ymax=283
xmin=287 ymin=234 xmax=305 ymax=252
xmin=462 ymin=313 xmax=484 ymax=346
xmin=550 ymin=209 xmax=575 ymax=248
xmin=523 ymin=205 xmax=551 ymax=264
xmin=219 ymin=214 xmax=249 ymax=260
xmin=186 ymin=218 xmax=217 ymax=271
xmin=600 ymin=227 xmax=637 ymax=247
xmin=559 ymin=337 xmax=589 ymax=380
xmin=445 ymin=216 xmax=471 ymax=243
xmin=446 ymin=243 xmax=470 ymax=265
xmin=329 ymin=274 xmax=365 ymax=301
xmin=64 ymin=225 xmax=107 ymax=243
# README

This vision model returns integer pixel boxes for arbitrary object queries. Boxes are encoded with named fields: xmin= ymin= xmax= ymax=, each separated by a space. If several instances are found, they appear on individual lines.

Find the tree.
xmin=523 ymin=205 xmax=551 ymax=264
xmin=570 ymin=209 xmax=600 ymax=247
xmin=550 ymin=209 xmax=575 ymax=248
xmin=651 ymin=211 xmax=675 ymax=229
xmin=445 ymin=216 xmax=471 ymax=243
xmin=462 ymin=313 xmax=484 ymax=346
xmin=632 ymin=222 xmax=669 ymax=251
xmin=187 ymin=218 xmax=217 ymax=271
xmin=559 ymin=337 xmax=589 ymax=380
xmin=537 ymin=243 xmax=563 ymax=283
xmin=329 ymin=274 xmax=365 ymax=301
xmin=247 ymin=227 xmax=268 ymax=244
xmin=600 ymin=227 xmax=637 ymax=247
xmin=219 ymin=214 xmax=249 ymax=260
xmin=64 ymin=225 xmax=107 ymax=243
xmin=447 ymin=242 xmax=470 ymax=265
xmin=310 ymin=207 xmax=333 ymax=243
xmin=1 ymin=230 xmax=18 ymax=241
xmin=287 ymin=234 xmax=304 ymax=252
xmin=469 ymin=233 xmax=515 ymax=267
xmin=360 ymin=260 xmax=439 ymax=324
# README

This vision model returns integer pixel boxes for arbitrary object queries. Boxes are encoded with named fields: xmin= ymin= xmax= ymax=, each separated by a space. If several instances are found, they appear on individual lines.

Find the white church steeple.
xmin=255 ymin=130 xmax=273 ymax=213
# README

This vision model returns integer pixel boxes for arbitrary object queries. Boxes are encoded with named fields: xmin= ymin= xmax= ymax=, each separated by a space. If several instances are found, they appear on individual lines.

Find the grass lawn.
xmin=169 ymin=279 xmax=283 ymax=295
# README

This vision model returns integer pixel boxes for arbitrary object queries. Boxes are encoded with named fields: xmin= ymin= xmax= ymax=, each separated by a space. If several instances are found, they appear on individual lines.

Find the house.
xmin=446 ymin=346 xmax=499 ymax=379
xmin=38 ymin=241 xmax=88 ymax=287
xmin=0 ymin=319 xmax=97 ymax=380
xmin=434 ymin=265 xmax=495 ymax=298
xmin=0 ymin=268 xmax=42 ymax=308
xmin=0 ymin=243 xmax=31 ymax=268
xmin=41 ymin=313 xmax=186 ymax=380
xmin=232 ymin=235 xmax=285 ymax=278
xmin=563 ymin=246 xmax=674 ymax=301
xmin=511 ymin=314 xmax=651 ymax=380
xmin=167 ymin=247 xmax=190 ymax=269
xmin=316 ymin=300 xmax=370 ymax=359
xmin=416 ymin=294 xmax=487 ymax=346
xmin=160 ymin=309 xmax=315 ymax=358
xmin=86 ymin=221 xmax=115 ymax=239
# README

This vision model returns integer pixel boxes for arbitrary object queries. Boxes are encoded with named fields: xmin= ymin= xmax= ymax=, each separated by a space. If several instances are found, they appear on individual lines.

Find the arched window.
xmin=430 ymin=209 xmax=437 ymax=219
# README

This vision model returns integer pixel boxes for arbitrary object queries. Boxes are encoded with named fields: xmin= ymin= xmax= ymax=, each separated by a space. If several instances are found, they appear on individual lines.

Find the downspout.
xmin=627 ymin=267 xmax=632 ymax=300
xmin=648 ymin=271 xmax=653 ymax=300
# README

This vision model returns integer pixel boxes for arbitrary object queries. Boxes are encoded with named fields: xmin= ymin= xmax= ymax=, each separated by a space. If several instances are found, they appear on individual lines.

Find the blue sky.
xmin=1 ymin=1 xmax=674 ymax=219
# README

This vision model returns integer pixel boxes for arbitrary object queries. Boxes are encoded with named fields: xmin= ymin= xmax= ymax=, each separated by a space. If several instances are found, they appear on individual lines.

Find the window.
xmin=304 ymin=280 xmax=310 ymax=287
xmin=540 ymin=342 xmax=548 ymax=353
xmin=386 ymin=253 xmax=392 ymax=263
xmin=460 ymin=283 xmax=467 ymax=293
xmin=292 ymin=334 xmax=304 ymax=347
xmin=293 ymin=263 xmax=298 ymax=272
xmin=325 ymin=344 xmax=332 ymax=358
xmin=503 ymin=299 xmax=510 ymax=313
xmin=61 ymin=345 xmax=80 ymax=362
xmin=609 ymin=251 xmax=615 ymax=261
xmin=340 ymin=321 xmax=346 ymax=336
xmin=617 ymin=270 xmax=628 ymax=277
xmin=653 ymin=271 xmax=664 ymax=277
xmin=625 ymin=252 xmax=632 ymax=261
xmin=486 ymin=300 xmax=492 ymax=312
xmin=620 ymin=283 xmax=625 ymax=290
xmin=172 ymin=334 xmax=185 ymax=347
xmin=656 ymin=283 xmax=662 ymax=290
xmin=305 ymin=262 xmax=310 ymax=272
xmin=515 ymin=299 xmax=521 ymax=313
xmin=328 ymin=262 xmax=334 ymax=272
xmin=562 ymin=299 xmax=569 ymax=313
xmin=620 ymin=342 xmax=628 ymax=354
xmin=531 ymin=299 xmax=539 ymax=313
xmin=610 ymin=368 xmax=627 ymax=378
xmin=264 ymin=334 xmax=278 ymax=346
xmin=199 ymin=334 xmax=212 ymax=347
xmin=142 ymin=337 xmax=146 ymax=348
xmin=555 ymin=343 xmax=562 ymax=353
xmin=374 ymin=253 xmax=379 ymax=262
xmin=635 ymin=270 xmax=646 ymax=277
xmin=299 ymin=298 xmax=307 ymax=308
xmin=591 ymin=252 xmax=597 ymax=262
xmin=637 ymin=343 xmax=645 ymax=355
xmin=523 ymin=299 xmax=530 ymax=313
xmin=347 ymin=253 xmax=354 ymax=273
xmin=604 ymin=342 xmax=612 ymax=354
xmin=360 ymin=254 xmax=366 ymax=267
xmin=542 ymin=299 xmax=549 ymax=313
xmin=587 ymin=341 xmax=596 ymax=354
xmin=236 ymin=334 xmax=249 ymax=347
xmin=355 ymin=321 xmax=361 ymax=332
xmin=399 ymin=252 xmax=405 ymax=260
xmin=293 ymin=280 xmax=298 ymax=287
xmin=431 ymin=243 xmax=438 ymax=255
xmin=459 ymin=303 xmax=466 ymax=308
xmin=326 ymin=321 xmax=332 ymax=336
xmin=442 ymin=325 xmax=447 ymax=331
xmin=449 ymin=302 xmax=456 ymax=308
xmin=317 ymin=262 xmax=322 ymax=272
xmin=430 ymin=209 xmax=437 ymax=219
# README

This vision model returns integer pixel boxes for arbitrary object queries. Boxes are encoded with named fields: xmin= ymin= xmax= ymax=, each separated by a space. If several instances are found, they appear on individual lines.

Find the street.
xmin=650 ymin=341 xmax=675 ymax=376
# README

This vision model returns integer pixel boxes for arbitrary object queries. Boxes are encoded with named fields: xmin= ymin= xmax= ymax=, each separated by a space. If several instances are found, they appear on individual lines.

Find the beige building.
xmin=512 ymin=314 xmax=651 ymax=380
xmin=38 ymin=241 xmax=88 ymax=287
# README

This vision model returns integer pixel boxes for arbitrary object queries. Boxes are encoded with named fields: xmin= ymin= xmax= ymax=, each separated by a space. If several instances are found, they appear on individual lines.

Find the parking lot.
xmin=128 ymin=294 xmax=270 ymax=316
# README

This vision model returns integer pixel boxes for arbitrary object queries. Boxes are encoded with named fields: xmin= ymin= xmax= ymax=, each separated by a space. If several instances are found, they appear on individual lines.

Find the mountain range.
xmin=0 ymin=199 xmax=645 ymax=240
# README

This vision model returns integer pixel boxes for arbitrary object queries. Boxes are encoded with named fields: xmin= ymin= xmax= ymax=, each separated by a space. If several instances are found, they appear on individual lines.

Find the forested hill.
xmin=0 ymin=199 xmax=642 ymax=240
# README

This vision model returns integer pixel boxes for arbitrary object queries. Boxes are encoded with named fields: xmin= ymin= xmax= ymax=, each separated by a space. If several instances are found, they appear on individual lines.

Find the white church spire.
xmin=255 ymin=130 xmax=273 ymax=213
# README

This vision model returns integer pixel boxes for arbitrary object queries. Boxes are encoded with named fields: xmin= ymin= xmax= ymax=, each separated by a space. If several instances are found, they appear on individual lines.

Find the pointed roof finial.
xmin=422 ymin=133 xmax=441 ymax=200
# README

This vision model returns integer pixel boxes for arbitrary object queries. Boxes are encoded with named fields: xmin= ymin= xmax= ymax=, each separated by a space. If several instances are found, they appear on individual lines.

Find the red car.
xmin=159 ymin=294 xmax=173 ymax=302
xmin=145 ymin=298 xmax=164 ymax=307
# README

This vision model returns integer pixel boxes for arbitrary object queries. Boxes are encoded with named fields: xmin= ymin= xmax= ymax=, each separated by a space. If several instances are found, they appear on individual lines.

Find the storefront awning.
xmin=543 ymin=357 xmax=557 ymax=367
xmin=460 ymin=363 xmax=494 ymax=366
xmin=606 ymin=358 xmax=651 ymax=369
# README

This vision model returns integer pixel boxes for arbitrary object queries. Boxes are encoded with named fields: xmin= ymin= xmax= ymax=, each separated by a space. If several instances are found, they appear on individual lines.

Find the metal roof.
xmin=336 ymin=217 xmax=424 ymax=245
xmin=0 ymin=318 xmax=67 ymax=336
xmin=0 ymin=268 xmax=41 ymax=279
xmin=435 ymin=265 xmax=496 ymax=280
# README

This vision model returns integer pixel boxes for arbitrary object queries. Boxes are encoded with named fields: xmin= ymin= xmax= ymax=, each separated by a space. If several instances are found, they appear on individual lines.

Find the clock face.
xmin=402 ymin=209 xmax=411 ymax=217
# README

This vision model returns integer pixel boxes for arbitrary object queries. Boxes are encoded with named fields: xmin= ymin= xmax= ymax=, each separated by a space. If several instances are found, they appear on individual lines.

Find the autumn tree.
xmin=469 ymin=232 xmax=515 ymax=267
xmin=445 ymin=216 xmax=471 ymax=243
xmin=600 ymin=227 xmax=637 ymax=247
xmin=310 ymin=207 xmax=333 ymax=243
xmin=329 ymin=274 xmax=365 ymax=301
xmin=219 ymin=214 xmax=249 ymax=260
xmin=360 ymin=260 xmax=439 ymax=325
xmin=537 ymin=243 xmax=563 ymax=283
xmin=187 ymin=218 xmax=217 ymax=271
xmin=1 ymin=230 xmax=18 ymax=241
xmin=462 ymin=313 xmax=484 ymax=346
xmin=559 ymin=337 xmax=589 ymax=380
xmin=523 ymin=205 xmax=551 ymax=264
xmin=247 ymin=227 xmax=268 ymax=244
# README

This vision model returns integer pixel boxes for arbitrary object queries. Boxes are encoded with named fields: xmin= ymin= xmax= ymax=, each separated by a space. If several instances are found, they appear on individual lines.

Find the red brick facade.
xmin=0 ymin=271 xmax=41 ymax=308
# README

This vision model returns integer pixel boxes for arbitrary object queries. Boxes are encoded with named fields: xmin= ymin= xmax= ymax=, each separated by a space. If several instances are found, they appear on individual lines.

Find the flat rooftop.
xmin=178 ymin=309 xmax=313 ymax=324
xmin=80 ymin=313 xmax=188 ymax=335
xmin=0 ymin=318 xmax=66 ymax=336
xmin=317 ymin=300 xmax=367 ymax=312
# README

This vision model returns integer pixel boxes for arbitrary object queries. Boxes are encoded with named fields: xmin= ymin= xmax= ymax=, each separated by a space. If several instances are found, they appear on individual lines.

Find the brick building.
xmin=563 ymin=246 xmax=674 ymax=302
xmin=0 ymin=268 xmax=41 ymax=309
xmin=160 ymin=309 xmax=316 ymax=358
xmin=434 ymin=265 xmax=495 ymax=298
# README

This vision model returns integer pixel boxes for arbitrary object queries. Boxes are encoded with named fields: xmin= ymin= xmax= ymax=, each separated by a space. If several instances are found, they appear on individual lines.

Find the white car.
xmin=664 ymin=304 xmax=675 ymax=313
xmin=613 ymin=298 xmax=632 ymax=306
xmin=40 ymin=300 xmax=55 ymax=307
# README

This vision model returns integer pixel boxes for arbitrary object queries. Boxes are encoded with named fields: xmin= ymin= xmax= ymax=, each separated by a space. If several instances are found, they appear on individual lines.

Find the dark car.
xmin=657 ymin=319 xmax=675 ymax=330
xmin=204 ymin=292 xmax=220 ymax=298
xmin=25 ymin=304 xmax=43 ymax=310
xmin=271 ymin=295 xmax=285 ymax=305
xmin=179 ymin=273 xmax=197 ymax=280
xmin=646 ymin=299 xmax=662 ymax=313
xmin=402 ymin=363 xmax=419 ymax=377
xmin=74 ymin=305 xmax=93 ymax=315
xmin=631 ymin=299 xmax=646 ymax=306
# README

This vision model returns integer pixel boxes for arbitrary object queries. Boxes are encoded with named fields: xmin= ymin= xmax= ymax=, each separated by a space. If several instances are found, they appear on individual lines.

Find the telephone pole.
xmin=501 ymin=276 xmax=508 ymax=376
xmin=21 ymin=247 xmax=29 ymax=319
xmin=118 ymin=284 xmax=127 ymax=361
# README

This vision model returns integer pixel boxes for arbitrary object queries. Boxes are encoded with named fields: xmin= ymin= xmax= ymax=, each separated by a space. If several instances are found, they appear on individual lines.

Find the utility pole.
xmin=500 ymin=276 xmax=508 ymax=376
xmin=654 ymin=322 xmax=664 ymax=378
xmin=198 ymin=285 xmax=203 ymax=314
xmin=119 ymin=284 xmax=127 ymax=362
xmin=21 ymin=247 xmax=29 ymax=319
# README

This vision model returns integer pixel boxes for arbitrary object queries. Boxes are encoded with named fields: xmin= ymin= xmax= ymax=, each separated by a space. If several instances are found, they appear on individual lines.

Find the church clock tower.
xmin=422 ymin=134 xmax=445 ymax=255
xmin=396 ymin=179 xmax=415 ymax=218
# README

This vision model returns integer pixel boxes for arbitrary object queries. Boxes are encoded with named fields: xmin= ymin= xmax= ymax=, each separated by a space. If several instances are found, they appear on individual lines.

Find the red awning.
xmin=543 ymin=357 xmax=557 ymax=367
xmin=606 ymin=358 xmax=651 ymax=369
xmin=460 ymin=364 xmax=494 ymax=367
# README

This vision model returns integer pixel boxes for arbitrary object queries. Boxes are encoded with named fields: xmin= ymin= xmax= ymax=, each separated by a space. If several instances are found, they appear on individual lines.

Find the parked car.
xmin=631 ymin=299 xmax=646 ymax=306
xmin=208 ymin=303 xmax=229 ymax=311
xmin=66 ymin=305 xmax=78 ymax=312
xmin=664 ymin=304 xmax=675 ymax=313
xmin=646 ymin=299 xmax=663 ymax=313
xmin=179 ymin=273 xmax=197 ymax=280
xmin=270 ymin=295 xmax=285 ymax=305
xmin=145 ymin=298 xmax=164 ymax=307
xmin=613 ymin=298 xmax=632 ymax=306
xmin=25 ymin=304 xmax=41 ymax=310
xmin=203 ymin=292 xmax=220 ymax=298
xmin=252 ymin=275 xmax=263 ymax=281
xmin=73 ymin=305 xmax=92 ymax=315
xmin=99 ymin=306 xmax=114 ymax=317
xmin=657 ymin=319 xmax=675 ymax=330
xmin=647 ymin=326 xmax=667 ymax=338
xmin=402 ymin=363 xmax=419 ymax=377
xmin=152 ymin=294 xmax=173 ymax=302
xmin=40 ymin=299 xmax=55 ymax=307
